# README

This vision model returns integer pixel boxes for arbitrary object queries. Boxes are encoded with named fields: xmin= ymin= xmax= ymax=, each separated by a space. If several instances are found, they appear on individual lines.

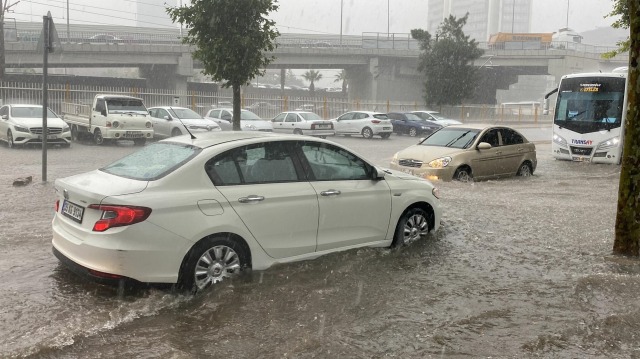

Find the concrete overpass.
xmin=4 ymin=22 xmax=628 ymax=102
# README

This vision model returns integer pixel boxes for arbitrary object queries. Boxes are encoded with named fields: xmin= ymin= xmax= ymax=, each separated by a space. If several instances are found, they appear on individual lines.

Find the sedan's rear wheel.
xmin=392 ymin=207 xmax=431 ymax=247
xmin=362 ymin=127 xmax=373 ymax=139
xmin=380 ymin=133 xmax=391 ymax=139
xmin=408 ymin=127 xmax=418 ymax=137
xmin=517 ymin=162 xmax=532 ymax=177
xmin=178 ymin=236 xmax=250 ymax=293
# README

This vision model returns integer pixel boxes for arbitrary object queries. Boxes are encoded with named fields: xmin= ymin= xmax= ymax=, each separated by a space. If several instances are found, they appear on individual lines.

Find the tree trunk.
xmin=613 ymin=0 xmax=640 ymax=256
xmin=309 ymin=81 xmax=315 ymax=96
xmin=232 ymin=83 xmax=241 ymax=131
xmin=342 ymin=79 xmax=347 ymax=94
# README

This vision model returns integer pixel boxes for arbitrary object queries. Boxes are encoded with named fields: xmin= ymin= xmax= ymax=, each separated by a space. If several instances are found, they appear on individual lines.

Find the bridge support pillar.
xmin=346 ymin=57 xmax=423 ymax=103
xmin=139 ymin=53 xmax=193 ymax=92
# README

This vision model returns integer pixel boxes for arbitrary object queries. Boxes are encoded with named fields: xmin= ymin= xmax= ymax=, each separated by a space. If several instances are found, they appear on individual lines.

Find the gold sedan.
xmin=389 ymin=124 xmax=537 ymax=182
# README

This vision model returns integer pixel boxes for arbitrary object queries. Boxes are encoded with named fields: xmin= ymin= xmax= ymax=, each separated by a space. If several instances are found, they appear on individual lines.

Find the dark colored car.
xmin=387 ymin=112 xmax=442 ymax=137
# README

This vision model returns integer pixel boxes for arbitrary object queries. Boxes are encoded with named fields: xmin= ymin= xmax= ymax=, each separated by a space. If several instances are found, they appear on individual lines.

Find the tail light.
xmin=371 ymin=119 xmax=381 ymax=124
xmin=55 ymin=200 xmax=60 ymax=212
xmin=88 ymin=204 xmax=152 ymax=232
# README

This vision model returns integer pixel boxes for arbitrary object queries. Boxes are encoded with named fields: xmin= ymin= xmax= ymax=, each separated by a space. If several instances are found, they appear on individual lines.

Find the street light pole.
xmin=566 ymin=0 xmax=569 ymax=28
xmin=66 ymin=0 xmax=69 ymax=42
xmin=387 ymin=0 xmax=390 ymax=35
xmin=511 ymin=0 xmax=515 ymax=34
xmin=339 ymin=0 xmax=343 ymax=45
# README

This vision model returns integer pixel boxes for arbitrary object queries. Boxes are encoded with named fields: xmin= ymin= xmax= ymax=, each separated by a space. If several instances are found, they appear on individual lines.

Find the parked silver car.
xmin=148 ymin=107 xmax=221 ymax=138
xmin=204 ymin=108 xmax=274 ymax=132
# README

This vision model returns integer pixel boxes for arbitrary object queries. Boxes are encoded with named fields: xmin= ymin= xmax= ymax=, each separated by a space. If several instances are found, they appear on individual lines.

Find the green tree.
xmin=334 ymin=70 xmax=347 ymax=93
xmin=602 ymin=0 xmax=629 ymax=59
xmin=302 ymin=69 xmax=322 ymax=93
xmin=411 ymin=14 xmax=484 ymax=106
xmin=614 ymin=1 xmax=640 ymax=256
xmin=167 ymin=0 xmax=279 ymax=130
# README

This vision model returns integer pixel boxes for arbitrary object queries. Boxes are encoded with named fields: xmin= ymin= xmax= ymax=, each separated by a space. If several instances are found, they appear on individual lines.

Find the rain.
xmin=0 ymin=0 xmax=638 ymax=358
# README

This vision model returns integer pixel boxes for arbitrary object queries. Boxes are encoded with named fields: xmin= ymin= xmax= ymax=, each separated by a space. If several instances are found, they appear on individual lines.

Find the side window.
xmin=300 ymin=142 xmax=371 ymax=181
xmin=205 ymin=142 xmax=300 ymax=185
xmin=500 ymin=128 xmax=524 ymax=146
xmin=95 ymin=98 xmax=106 ymax=112
xmin=285 ymin=113 xmax=298 ymax=122
xmin=210 ymin=110 xmax=221 ymax=118
xmin=273 ymin=113 xmax=286 ymax=123
xmin=0 ymin=106 xmax=8 ymax=116
xmin=157 ymin=109 xmax=170 ymax=119
xmin=479 ymin=129 xmax=500 ymax=147
xmin=221 ymin=111 xmax=232 ymax=121
xmin=354 ymin=113 xmax=369 ymax=119
xmin=148 ymin=109 xmax=156 ymax=117
xmin=338 ymin=113 xmax=354 ymax=121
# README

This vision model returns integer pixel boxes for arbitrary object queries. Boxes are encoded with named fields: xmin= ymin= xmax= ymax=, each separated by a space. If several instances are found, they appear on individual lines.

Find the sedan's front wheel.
xmin=392 ymin=207 xmax=431 ymax=247
xmin=178 ymin=236 xmax=250 ymax=293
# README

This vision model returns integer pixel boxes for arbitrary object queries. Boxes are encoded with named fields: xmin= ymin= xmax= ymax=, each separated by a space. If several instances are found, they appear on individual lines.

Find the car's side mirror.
xmin=164 ymin=116 xmax=171 ymax=121
xmin=373 ymin=167 xmax=385 ymax=180
xmin=1 ymin=115 xmax=7 ymax=120
xmin=100 ymin=109 xmax=107 ymax=117
xmin=419 ymin=137 xmax=426 ymax=143
xmin=477 ymin=142 xmax=492 ymax=150
xmin=543 ymin=98 xmax=550 ymax=115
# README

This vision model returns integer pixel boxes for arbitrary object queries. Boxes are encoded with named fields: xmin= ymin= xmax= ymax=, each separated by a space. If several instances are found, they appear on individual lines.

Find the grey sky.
xmin=12 ymin=0 xmax=616 ymax=35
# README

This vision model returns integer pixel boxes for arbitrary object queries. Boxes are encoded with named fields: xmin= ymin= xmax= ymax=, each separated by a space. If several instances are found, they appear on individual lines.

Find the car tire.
xmin=133 ymin=138 xmax=146 ymax=146
xmin=362 ymin=127 xmax=374 ymax=139
xmin=7 ymin=129 xmax=14 ymax=148
xmin=454 ymin=166 xmax=473 ymax=182
xmin=517 ymin=161 xmax=533 ymax=177
xmin=380 ymin=133 xmax=391 ymax=139
xmin=177 ymin=236 xmax=250 ymax=293
xmin=70 ymin=125 xmax=78 ymax=141
xmin=93 ymin=128 xmax=104 ymax=145
xmin=408 ymin=127 xmax=418 ymax=137
xmin=294 ymin=129 xmax=303 ymax=135
xmin=391 ymin=207 xmax=432 ymax=248
xmin=172 ymin=128 xmax=182 ymax=137
xmin=319 ymin=135 xmax=327 ymax=139
xmin=60 ymin=142 xmax=71 ymax=149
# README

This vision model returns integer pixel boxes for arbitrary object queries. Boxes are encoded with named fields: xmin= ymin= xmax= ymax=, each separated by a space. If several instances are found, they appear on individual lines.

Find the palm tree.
xmin=302 ymin=70 xmax=322 ymax=93
xmin=334 ymin=70 xmax=347 ymax=93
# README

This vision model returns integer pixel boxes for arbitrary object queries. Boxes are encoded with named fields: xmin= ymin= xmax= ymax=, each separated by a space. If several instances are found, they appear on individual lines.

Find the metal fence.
xmin=0 ymin=82 xmax=552 ymax=123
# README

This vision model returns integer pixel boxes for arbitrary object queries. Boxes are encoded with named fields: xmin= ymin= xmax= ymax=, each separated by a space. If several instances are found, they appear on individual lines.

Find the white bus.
xmin=544 ymin=68 xmax=627 ymax=164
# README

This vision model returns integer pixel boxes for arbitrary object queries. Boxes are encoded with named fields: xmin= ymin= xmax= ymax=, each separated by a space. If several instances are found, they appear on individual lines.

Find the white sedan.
xmin=332 ymin=111 xmax=393 ymax=139
xmin=0 ymin=104 xmax=71 ymax=148
xmin=148 ymin=106 xmax=221 ymax=138
xmin=271 ymin=111 xmax=335 ymax=138
xmin=51 ymin=132 xmax=441 ymax=291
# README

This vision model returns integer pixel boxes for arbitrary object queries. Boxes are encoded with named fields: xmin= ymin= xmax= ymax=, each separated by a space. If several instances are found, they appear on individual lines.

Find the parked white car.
xmin=332 ymin=111 xmax=393 ymax=139
xmin=52 ymin=132 xmax=441 ymax=291
xmin=0 ymin=104 xmax=71 ymax=148
xmin=148 ymin=107 xmax=221 ymax=138
xmin=271 ymin=111 xmax=335 ymax=138
xmin=412 ymin=111 xmax=462 ymax=127
xmin=204 ymin=108 xmax=273 ymax=132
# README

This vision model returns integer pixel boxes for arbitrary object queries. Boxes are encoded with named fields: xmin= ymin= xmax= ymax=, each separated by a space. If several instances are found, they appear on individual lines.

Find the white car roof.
xmin=9 ymin=104 xmax=46 ymax=108
xmin=346 ymin=111 xmax=386 ymax=115
xmin=166 ymin=131 xmax=316 ymax=149
xmin=214 ymin=108 xmax=251 ymax=112
xmin=150 ymin=106 xmax=191 ymax=110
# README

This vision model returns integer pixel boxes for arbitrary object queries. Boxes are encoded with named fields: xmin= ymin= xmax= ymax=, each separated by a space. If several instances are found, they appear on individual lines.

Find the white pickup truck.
xmin=62 ymin=94 xmax=154 ymax=145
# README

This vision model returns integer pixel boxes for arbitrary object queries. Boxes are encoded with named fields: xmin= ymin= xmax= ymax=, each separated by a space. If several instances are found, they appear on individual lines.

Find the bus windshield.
xmin=554 ymin=77 xmax=625 ymax=134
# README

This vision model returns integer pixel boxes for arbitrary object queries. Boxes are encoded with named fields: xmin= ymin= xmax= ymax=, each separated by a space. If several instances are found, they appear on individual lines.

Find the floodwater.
xmin=1 ymin=132 xmax=638 ymax=358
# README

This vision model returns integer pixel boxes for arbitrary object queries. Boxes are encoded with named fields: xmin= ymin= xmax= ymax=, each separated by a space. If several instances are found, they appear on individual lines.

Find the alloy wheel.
xmin=409 ymin=128 xmax=418 ymax=137
xmin=403 ymin=213 xmax=429 ymax=244
xmin=194 ymin=245 xmax=241 ymax=290
xmin=457 ymin=170 xmax=471 ymax=182
xmin=363 ymin=128 xmax=372 ymax=139
xmin=519 ymin=164 xmax=531 ymax=177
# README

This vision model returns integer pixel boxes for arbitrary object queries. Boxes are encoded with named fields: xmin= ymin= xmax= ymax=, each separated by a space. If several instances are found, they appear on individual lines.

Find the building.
xmin=136 ymin=0 xmax=177 ymax=28
xmin=427 ymin=0 xmax=533 ymax=42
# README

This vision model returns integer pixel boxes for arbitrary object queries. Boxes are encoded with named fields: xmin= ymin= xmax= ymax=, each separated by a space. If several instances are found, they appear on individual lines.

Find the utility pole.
xmin=511 ymin=0 xmax=516 ymax=34
xmin=339 ymin=0 xmax=343 ymax=45
xmin=0 ymin=0 xmax=20 ymax=80
xmin=387 ymin=0 xmax=390 ymax=36
xmin=566 ymin=0 xmax=569 ymax=28
xmin=66 ymin=0 xmax=69 ymax=42
xmin=42 ymin=14 xmax=49 ymax=182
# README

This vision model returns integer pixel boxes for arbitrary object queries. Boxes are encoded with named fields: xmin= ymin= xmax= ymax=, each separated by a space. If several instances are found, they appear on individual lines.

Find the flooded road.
xmin=1 ymin=131 xmax=638 ymax=358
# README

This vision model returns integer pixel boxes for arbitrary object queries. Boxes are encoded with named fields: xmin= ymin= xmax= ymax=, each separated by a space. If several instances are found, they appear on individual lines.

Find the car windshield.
xmin=101 ymin=143 xmax=202 ymax=181
xmin=106 ymin=98 xmax=147 ymax=114
xmin=404 ymin=113 xmax=428 ymax=122
xmin=420 ymin=128 xmax=481 ymax=149
xmin=239 ymin=111 xmax=261 ymax=120
xmin=11 ymin=107 xmax=57 ymax=118
xmin=300 ymin=113 xmax=324 ymax=121
xmin=168 ymin=108 xmax=202 ymax=119
xmin=373 ymin=114 xmax=388 ymax=119
xmin=428 ymin=112 xmax=448 ymax=120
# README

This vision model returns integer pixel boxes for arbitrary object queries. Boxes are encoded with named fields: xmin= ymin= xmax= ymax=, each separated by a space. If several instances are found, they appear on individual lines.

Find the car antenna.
xmin=169 ymin=106 xmax=196 ymax=140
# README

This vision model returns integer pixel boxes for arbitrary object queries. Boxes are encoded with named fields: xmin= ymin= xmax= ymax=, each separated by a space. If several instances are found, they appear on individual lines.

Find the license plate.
xmin=62 ymin=200 xmax=85 ymax=223
xmin=383 ymin=127 xmax=391 ymax=130
xmin=124 ymin=131 xmax=143 ymax=138
xmin=572 ymin=156 xmax=590 ymax=162
xmin=38 ymin=135 xmax=57 ymax=140
xmin=317 ymin=124 xmax=331 ymax=129
xmin=402 ymin=168 xmax=414 ymax=175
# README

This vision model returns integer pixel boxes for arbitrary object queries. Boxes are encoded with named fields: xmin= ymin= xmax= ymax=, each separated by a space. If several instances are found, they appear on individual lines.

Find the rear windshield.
xmin=373 ymin=114 xmax=388 ymax=119
xmin=240 ymin=111 xmax=262 ymax=120
xmin=101 ymin=143 xmax=201 ymax=181
xmin=300 ymin=112 xmax=324 ymax=121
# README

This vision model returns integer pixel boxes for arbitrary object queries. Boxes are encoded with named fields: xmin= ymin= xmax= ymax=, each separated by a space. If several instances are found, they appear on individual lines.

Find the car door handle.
xmin=495 ymin=151 xmax=502 ymax=155
xmin=518 ymin=148 xmax=524 ymax=152
xmin=238 ymin=195 xmax=265 ymax=203
xmin=320 ymin=190 xmax=341 ymax=196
